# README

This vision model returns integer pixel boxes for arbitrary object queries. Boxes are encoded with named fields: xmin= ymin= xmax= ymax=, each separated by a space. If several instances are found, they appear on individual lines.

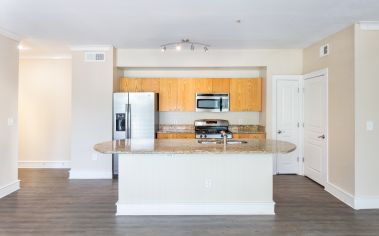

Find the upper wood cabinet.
xmin=119 ymin=78 xmax=160 ymax=92
xmin=119 ymin=77 xmax=262 ymax=112
xmin=230 ymin=78 xmax=262 ymax=112
xmin=177 ymin=78 xmax=196 ymax=112
xmin=212 ymin=78 xmax=230 ymax=93
xmin=159 ymin=78 xmax=179 ymax=111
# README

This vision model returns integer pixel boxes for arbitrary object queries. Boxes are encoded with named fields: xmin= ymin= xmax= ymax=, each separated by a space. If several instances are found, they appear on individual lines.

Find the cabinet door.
xmin=245 ymin=78 xmax=262 ymax=111
xmin=175 ymin=133 xmax=195 ymax=139
xmin=159 ymin=78 xmax=178 ymax=111
xmin=230 ymin=78 xmax=262 ymax=112
xmin=119 ymin=78 xmax=142 ymax=92
xmin=141 ymin=78 xmax=160 ymax=92
xmin=212 ymin=78 xmax=230 ymax=93
xmin=229 ymin=78 xmax=246 ymax=111
xmin=177 ymin=78 xmax=196 ymax=112
xmin=195 ymin=78 xmax=213 ymax=93
xmin=157 ymin=133 xmax=177 ymax=139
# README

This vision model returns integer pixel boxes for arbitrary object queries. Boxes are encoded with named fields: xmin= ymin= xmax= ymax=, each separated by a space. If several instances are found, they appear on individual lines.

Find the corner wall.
xmin=0 ymin=34 xmax=19 ymax=198
xmin=303 ymin=25 xmax=356 ymax=195
xmin=69 ymin=48 xmax=114 ymax=179
xmin=354 ymin=25 xmax=379 ymax=204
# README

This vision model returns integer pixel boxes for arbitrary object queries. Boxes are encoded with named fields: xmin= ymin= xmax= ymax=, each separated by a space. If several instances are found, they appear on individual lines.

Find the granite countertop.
xmin=157 ymin=124 xmax=266 ymax=134
xmin=94 ymin=139 xmax=296 ymax=155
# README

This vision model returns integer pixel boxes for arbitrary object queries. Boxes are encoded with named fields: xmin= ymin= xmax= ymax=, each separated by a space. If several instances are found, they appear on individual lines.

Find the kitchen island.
xmin=94 ymin=139 xmax=295 ymax=215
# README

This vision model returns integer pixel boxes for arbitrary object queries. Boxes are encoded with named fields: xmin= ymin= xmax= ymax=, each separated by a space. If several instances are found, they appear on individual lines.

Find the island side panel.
xmin=117 ymin=153 xmax=274 ymax=215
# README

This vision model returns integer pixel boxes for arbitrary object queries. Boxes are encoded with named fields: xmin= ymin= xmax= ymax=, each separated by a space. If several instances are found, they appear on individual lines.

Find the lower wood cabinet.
xmin=157 ymin=133 xmax=195 ymax=139
xmin=233 ymin=133 xmax=266 ymax=140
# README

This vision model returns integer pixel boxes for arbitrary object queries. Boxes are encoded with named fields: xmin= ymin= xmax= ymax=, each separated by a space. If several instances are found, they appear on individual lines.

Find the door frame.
xmin=303 ymin=68 xmax=329 ymax=185
xmin=272 ymin=75 xmax=304 ymax=175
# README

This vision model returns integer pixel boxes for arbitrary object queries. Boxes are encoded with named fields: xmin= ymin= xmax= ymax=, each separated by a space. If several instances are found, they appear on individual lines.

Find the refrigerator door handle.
xmin=127 ymin=104 xmax=131 ymax=139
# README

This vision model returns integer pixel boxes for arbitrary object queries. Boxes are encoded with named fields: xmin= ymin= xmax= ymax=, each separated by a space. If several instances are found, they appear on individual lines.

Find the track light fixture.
xmin=160 ymin=39 xmax=210 ymax=52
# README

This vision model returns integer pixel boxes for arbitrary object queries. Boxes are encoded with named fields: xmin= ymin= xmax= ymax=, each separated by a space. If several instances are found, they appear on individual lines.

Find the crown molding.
xmin=19 ymin=55 xmax=72 ymax=60
xmin=70 ymin=45 xmax=114 ymax=51
xmin=0 ymin=28 xmax=21 ymax=41
xmin=359 ymin=21 xmax=379 ymax=30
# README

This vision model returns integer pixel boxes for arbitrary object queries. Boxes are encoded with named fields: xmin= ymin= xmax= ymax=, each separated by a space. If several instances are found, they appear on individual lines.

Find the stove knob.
xmin=204 ymin=134 xmax=207 ymax=138
xmin=200 ymin=134 xmax=204 ymax=139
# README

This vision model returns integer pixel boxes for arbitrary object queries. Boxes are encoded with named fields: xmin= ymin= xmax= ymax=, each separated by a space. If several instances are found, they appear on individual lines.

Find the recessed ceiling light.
xmin=175 ymin=44 xmax=181 ymax=51
xmin=17 ymin=44 xmax=29 ymax=50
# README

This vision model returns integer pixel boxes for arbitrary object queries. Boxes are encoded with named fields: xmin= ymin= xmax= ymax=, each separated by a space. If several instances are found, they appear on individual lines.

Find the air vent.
xmin=319 ymin=44 xmax=329 ymax=57
xmin=84 ymin=52 xmax=105 ymax=62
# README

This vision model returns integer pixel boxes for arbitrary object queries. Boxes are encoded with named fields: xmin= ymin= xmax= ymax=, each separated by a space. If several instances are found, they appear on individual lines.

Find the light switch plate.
xmin=7 ymin=118 xmax=14 ymax=126
xmin=366 ymin=121 xmax=374 ymax=131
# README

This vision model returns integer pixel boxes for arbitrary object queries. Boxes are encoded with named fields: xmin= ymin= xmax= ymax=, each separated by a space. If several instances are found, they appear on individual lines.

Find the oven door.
xmin=196 ymin=95 xmax=229 ymax=112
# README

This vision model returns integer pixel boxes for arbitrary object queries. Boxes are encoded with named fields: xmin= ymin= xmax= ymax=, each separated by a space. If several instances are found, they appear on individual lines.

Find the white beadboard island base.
xmin=117 ymin=153 xmax=275 ymax=215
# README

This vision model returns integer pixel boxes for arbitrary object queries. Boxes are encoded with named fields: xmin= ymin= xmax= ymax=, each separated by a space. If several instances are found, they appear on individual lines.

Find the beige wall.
xmin=18 ymin=59 xmax=71 ymax=164
xmin=303 ymin=25 xmax=356 ymax=195
xmin=354 ymin=25 xmax=379 ymax=197
xmin=69 ymin=49 xmax=114 ymax=179
xmin=0 ymin=34 xmax=19 ymax=196
xmin=117 ymin=49 xmax=303 ymax=137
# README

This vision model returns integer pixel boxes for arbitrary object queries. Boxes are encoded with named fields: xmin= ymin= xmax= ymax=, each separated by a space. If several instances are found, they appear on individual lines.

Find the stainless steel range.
xmin=194 ymin=119 xmax=233 ymax=139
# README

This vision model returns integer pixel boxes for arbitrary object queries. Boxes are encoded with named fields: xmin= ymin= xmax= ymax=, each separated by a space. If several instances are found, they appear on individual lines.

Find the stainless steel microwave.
xmin=196 ymin=93 xmax=229 ymax=112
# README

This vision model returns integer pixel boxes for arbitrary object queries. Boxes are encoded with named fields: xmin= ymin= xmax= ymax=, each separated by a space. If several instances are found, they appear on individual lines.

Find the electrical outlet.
xmin=238 ymin=119 xmax=244 ymax=124
xmin=205 ymin=179 xmax=212 ymax=188
xmin=366 ymin=121 xmax=374 ymax=131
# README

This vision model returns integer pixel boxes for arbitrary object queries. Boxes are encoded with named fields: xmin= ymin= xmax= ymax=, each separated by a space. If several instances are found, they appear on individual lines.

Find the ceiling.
xmin=1 ymin=0 xmax=379 ymax=49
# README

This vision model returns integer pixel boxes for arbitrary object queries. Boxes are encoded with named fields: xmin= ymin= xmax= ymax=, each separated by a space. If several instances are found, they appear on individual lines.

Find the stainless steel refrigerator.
xmin=112 ymin=92 xmax=158 ymax=176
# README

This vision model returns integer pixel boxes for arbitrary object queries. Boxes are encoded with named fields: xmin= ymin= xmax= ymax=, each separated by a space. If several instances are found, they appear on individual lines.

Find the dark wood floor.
xmin=0 ymin=170 xmax=378 ymax=236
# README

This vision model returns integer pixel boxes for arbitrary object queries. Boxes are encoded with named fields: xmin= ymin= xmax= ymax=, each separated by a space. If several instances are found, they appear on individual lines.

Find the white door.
xmin=275 ymin=79 xmax=301 ymax=174
xmin=304 ymin=75 xmax=327 ymax=186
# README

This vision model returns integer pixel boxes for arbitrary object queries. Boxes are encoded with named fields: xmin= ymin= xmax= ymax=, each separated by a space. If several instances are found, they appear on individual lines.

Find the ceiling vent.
xmin=319 ymin=44 xmax=329 ymax=57
xmin=84 ymin=52 xmax=105 ymax=62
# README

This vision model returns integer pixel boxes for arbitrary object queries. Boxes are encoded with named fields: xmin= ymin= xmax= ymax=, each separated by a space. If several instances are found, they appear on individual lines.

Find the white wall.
xmin=0 ymin=33 xmax=19 ymax=198
xmin=303 ymin=25 xmax=356 ymax=195
xmin=117 ymin=49 xmax=303 ymax=137
xmin=69 ymin=48 xmax=114 ymax=179
xmin=354 ymin=25 xmax=379 ymax=200
xmin=18 ymin=59 xmax=71 ymax=167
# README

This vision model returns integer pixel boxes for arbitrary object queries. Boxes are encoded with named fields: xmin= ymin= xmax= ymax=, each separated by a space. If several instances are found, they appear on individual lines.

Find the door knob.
xmin=318 ymin=134 xmax=325 ymax=139
xmin=277 ymin=130 xmax=282 ymax=134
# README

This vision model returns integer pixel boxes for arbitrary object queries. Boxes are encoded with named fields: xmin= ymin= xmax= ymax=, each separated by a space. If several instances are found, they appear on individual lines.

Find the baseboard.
xmin=116 ymin=202 xmax=275 ymax=215
xmin=0 ymin=180 xmax=20 ymax=199
xmin=18 ymin=161 xmax=71 ymax=169
xmin=355 ymin=196 xmax=379 ymax=210
xmin=69 ymin=170 xmax=112 ymax=179
xmin=325 ymin=182 xmax=354 ymax=208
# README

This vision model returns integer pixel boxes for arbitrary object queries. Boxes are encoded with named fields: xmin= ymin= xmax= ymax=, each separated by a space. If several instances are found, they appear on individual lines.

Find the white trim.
xmin=69 ymin=170 xmax=112 ymax=179
xmin=116 ymin=202 xmax=275 ymax=215
xmin=359 ymin=21 xmax=379 ymax=30
xmin=355 ymin=196 xmax=379 ymax=210
xmin=303 ymin=68 xmax=329 ymax=186
xmin=0 ymin=28 xmax=20 ymax=41
xmin=271 ymin=75 xmax=303 ymax=175
xmin=325 ymin=182 xmax=354 ymax=208
xmin=70 ymin=45 xmax=113 ymax=51
xmin=18 ymin=161 xmax=71 ymax=169
xmin=0 ymin=180 xmax=20 ymax=199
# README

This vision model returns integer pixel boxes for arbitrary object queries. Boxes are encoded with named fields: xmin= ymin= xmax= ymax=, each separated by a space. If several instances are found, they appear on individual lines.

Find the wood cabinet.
xmin=212 ymin=78 xmax=230 ymax=93
xmin=230 ymin=78 xmax=262 ymax=112
xmin=177 ymin=78 xmax=196 ymax=112
xmin=159 ymin=78 xmax=178 ymax=111
xmin=119 ymin=77 xmax=262 ymax=112
xmin=233 ymin=133 xmax=266 ymax=140
xmin=157 ymin=133 xmax=195 ymax=139
xmin=119 ymin=78 xmax=160 ymax=92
